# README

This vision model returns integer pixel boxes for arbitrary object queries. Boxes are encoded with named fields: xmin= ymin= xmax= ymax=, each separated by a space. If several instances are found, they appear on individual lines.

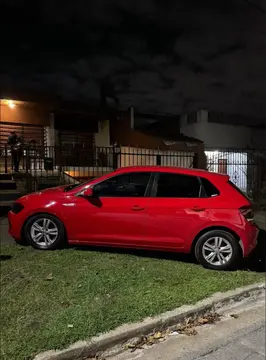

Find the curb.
xmin=34 ymin=282 xmax=265 ymax=360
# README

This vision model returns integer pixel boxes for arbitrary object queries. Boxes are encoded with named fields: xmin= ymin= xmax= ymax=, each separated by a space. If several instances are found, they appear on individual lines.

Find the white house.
xmin=179 ymin=110 xmax=266 ymax=149
xmin=180 ymin=110 xmax=266 ymax=194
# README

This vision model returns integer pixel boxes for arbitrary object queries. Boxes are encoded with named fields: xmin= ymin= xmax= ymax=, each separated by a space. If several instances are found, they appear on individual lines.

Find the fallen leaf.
xmin=125 ymin=336 xmax=144 ymax=349
xmin=147 ymin=335 xmax=155 ymax=343
xmin=184 ymin=328 xmax=197 ymax=336
xmin=198 ymin=317 xmax=209 ymax=325
xmin=153 ymin=332 xmax=163 ymax=339
xmin=45 ymin=273 xmax=53 ymax=281
xmin=230 ymin=314 xmax=239 ymax=319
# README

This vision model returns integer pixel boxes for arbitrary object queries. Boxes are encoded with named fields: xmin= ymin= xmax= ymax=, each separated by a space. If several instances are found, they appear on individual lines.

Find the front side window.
xmin=155 ymin=173 xmax=201 ymax=198
xmin=93 ymin=172 xmax=151 ymax=197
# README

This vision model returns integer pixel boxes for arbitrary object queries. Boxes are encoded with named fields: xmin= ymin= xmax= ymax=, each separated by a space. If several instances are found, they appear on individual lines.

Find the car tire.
xmin=24 ymin=213 xmax=66 ymax=250
xmin=194 ymin=230 xmax=242 ymax=270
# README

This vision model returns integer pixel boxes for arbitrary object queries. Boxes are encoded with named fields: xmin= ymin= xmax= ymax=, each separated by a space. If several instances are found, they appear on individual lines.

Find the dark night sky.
xmin=0 ymin=0 xmax=266 ymax=117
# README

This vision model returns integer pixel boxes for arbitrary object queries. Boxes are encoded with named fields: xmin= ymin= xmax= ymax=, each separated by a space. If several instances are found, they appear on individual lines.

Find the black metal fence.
xmin=0 ymin=144 xmax=197 ymax=185
xmin=1 ymin=144 xmax=265 ymax=201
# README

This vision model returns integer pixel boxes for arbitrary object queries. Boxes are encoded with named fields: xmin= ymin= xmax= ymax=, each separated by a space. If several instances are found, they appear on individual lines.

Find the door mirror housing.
xmin=82 ymin=187 xmax=94 ymax=197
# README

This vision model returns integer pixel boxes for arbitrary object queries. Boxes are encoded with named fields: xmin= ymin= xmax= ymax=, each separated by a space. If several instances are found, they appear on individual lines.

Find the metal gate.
xmin=205 ymin=148 xmax=266 ymax=199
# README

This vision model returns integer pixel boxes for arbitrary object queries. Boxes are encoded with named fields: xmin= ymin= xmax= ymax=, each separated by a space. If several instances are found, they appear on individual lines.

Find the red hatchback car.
xmin=8 ymin=166 xmax=258 ymax=270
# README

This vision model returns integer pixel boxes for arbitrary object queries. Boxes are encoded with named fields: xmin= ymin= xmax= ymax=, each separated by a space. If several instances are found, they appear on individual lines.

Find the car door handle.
xmin=191 ymin=206 xmax=206 ymax=212
xmin=131 ymin=205 xmax=145 ymax=211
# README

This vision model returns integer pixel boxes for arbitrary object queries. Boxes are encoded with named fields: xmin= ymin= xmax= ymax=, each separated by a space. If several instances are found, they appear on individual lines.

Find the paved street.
xmin=195 ymin=325 xmax=265 ymax=360
xmin=109 ymin=296 xmax=265 ymax=360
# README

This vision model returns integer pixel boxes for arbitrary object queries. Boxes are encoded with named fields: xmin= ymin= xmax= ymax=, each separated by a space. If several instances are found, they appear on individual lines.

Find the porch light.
xmin=7 ymin=100 xmax=16 ymax=109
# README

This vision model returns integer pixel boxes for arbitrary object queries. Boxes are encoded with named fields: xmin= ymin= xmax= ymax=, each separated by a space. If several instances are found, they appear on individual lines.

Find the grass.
xmin=0 ymin=244 xmax=265 ymax=360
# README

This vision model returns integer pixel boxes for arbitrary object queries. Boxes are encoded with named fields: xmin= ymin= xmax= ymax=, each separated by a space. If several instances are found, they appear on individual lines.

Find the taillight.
xmin=239 ymin=206 xmax=254 ymax=221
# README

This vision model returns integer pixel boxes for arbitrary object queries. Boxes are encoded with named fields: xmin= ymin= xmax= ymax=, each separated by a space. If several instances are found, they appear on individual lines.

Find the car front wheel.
xmin=24 ymin=214 xmax=66 ymax=250
xmin=194 ymin=230 xmax=242 ymax=270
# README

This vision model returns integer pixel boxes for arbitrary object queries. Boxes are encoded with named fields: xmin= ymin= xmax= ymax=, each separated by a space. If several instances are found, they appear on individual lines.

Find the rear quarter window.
xmin=200 ymin=177 xmax=220 ymax=197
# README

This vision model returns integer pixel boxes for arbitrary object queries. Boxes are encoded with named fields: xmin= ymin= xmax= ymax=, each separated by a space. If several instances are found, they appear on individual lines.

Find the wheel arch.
xmin=191 ymin=226 xmax=244 ymax=256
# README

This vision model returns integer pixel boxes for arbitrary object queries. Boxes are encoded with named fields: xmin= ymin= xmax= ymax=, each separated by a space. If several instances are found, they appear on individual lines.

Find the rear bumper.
xmin=240 ymin=221 xmax=259 ymax=257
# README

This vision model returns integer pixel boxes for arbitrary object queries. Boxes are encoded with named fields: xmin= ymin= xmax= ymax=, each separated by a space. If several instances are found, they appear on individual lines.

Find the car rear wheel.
xmin=24 ymin=214 xmax=65 ymax=250
xmin=194 ymin=230 xmax=242 ymax=270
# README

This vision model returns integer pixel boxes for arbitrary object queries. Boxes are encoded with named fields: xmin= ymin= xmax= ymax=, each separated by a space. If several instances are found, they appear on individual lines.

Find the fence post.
xmin=25 ymin=148 xmax=29 ymax=174
xmin=58 ymin=146 xmax=62 ymax=173
xmin=4 ymin=145 xmax=8 ymax=173
xmin=112 ymin=145 xmax=118 ymax=170
xmin=193 ymin=152 xmax=198 ymax=168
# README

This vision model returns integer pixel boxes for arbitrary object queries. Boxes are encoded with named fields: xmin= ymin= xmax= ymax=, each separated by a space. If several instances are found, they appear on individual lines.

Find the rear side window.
xmin=200 ymin=178 xmax=220 ymax=197
xmin=155 ymin=173 xmax=200 ymax=198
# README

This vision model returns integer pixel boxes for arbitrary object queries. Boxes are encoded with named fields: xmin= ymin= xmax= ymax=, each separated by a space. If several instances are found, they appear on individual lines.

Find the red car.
xmin=8 ymin=166 xmax=258 ymax=270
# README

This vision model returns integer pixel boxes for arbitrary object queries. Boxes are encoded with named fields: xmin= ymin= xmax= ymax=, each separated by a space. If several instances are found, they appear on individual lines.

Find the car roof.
xmin=115 ymin=166 xmax=229 ymax=180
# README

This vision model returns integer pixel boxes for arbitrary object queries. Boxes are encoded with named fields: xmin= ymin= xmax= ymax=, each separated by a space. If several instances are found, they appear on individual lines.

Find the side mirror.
xmin=82 ymin=187 xmax=94 ymax=197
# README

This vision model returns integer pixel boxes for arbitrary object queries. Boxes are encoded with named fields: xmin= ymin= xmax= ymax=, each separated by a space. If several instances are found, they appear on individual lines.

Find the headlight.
xmin=11 ymin=202 xmax=24 ymax=214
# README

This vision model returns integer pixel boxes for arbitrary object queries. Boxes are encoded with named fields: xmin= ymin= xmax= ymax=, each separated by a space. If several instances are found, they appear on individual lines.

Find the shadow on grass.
xmin=242 ymin=230 xmax=266 ymax=273
xmin=71 ymin=229 xmax=266 ymax=273
xmin=0 ymin=255 xmax=12 ymax=261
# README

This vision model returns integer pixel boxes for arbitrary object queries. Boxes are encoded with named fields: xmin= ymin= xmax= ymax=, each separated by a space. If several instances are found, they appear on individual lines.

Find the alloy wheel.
xmin=30 ymin=218 xmax=59 ymax=247
xmin=202 ymin=236 xmax=233 ymax=266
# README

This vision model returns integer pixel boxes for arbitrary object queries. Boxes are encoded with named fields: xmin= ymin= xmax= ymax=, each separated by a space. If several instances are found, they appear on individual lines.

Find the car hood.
xmin=38 ymin=185 xmax=68 ymax=194
xmin=18 ymin=185 xmax=68 ymax=202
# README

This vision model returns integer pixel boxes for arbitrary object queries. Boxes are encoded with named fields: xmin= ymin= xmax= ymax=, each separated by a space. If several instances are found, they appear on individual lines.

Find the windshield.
xmin=64 ymin=178 xmax=96 ymax=192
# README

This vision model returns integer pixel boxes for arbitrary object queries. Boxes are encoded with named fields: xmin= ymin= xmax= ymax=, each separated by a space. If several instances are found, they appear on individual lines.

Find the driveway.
xmin=0 ymin=216 xmax=14 ymax=245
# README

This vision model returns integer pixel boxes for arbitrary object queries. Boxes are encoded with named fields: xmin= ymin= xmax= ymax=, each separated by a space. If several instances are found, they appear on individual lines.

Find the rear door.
xmin=146 ymin=172 xmax=208 ymax=250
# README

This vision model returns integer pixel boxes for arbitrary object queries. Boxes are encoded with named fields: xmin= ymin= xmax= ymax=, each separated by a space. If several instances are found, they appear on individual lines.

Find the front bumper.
xmin=8 ymin=211 xmax=24 ymax=241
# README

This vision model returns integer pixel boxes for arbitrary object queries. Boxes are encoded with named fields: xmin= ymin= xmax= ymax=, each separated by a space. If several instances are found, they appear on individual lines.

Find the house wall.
xmin=180 ymin=110 xmax=266 ymax=149
xmin=111 ymin=113 xmax=206 ymax=169
xmin=0 ymin=103 xmax=50 ymax=126
xmin=111 ymin=113 xmax=196 ymax=151
xmin=94 ymin=120 xmax=110 ymax=147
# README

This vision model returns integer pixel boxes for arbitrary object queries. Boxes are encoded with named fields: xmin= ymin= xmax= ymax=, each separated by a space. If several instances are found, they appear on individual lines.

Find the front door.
xmin=74 ymin=171 xmax=153 ymax=247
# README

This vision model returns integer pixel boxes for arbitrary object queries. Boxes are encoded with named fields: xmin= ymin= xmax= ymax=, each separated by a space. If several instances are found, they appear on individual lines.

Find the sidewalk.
xmin=0 ymin=216 xmax=13 ymax=245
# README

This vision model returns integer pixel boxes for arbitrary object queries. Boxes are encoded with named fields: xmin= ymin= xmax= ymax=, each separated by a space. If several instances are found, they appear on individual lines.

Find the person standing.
xmin=7 ymin=131 xmax=20 ymax=172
